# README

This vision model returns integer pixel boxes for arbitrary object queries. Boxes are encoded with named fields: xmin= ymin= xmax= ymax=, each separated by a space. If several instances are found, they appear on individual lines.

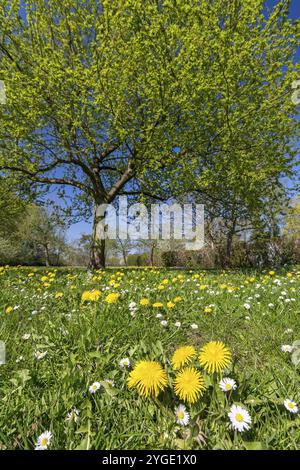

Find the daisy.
xmin=160 ymin=320 xmax=168 ymax=327
xmin=22 ymin=333 xmax=31 ymax=340
xmin=35 ymin=431 xmax=52 ymax=450
xmin=127 ymin=361 xmax=167 ymax=397
xmin=175 ymin=321 xmax=181 ymax=328
xmin=175 ymin=404 xmax=190 ymax=426
xmin=66 ymin=408 xmax=80 ymax=423
xmin=219 ymin=377 xmax=237 ymax=392
xmin=244 ymin=303 xmax=251 ymax=310
xmin=281 ymin=345 xmax=293 ymax=353
xmin=119 ymin=357 xmax=131 ymax=368
xmin=284 ymin=399 xmax=298 ymax=414
xmin=228 ymin=404 xmax=252 ymax=432
xmin=89 ymin=381 xmax=101 ymax=394
xmin=190 ymin=323 xmax=198 ymax=330
xmin=35 ymin=351 xmax=48 ymax=360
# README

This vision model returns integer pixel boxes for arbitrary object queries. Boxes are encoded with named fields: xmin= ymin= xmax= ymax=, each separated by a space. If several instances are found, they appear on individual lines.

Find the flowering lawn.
xmin=0 ymin=266 xmax=299 ymax=450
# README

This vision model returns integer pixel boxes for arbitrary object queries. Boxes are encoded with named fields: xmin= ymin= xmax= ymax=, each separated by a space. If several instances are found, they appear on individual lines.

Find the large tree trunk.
xmin=89 ymin=203 xmax=107 ymax=269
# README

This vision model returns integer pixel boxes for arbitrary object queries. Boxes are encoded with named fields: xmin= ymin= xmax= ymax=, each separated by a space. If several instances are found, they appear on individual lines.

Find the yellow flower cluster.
xmin=127 ymin=341 xmax=231 ymax=404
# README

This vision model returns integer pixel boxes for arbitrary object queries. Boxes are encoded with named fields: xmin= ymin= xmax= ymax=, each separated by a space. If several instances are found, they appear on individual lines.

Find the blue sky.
xmin=62 ymin=0 xmax=299 ymax=242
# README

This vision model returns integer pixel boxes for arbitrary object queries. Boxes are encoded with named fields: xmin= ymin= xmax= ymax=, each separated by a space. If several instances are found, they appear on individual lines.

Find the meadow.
xmin=0 ymin=266 xmax=299 ymax=450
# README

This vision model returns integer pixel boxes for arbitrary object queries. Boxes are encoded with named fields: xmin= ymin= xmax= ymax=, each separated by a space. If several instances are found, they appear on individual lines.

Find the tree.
xmin=0 ymin=0 xmax=299 ymax=269
xmin=283 ymin=196 xmax=300 ymax=239
xmin=0 ymin=0 xmax=190 ymax=267
xmin=18 ymin=205 xmax=66 ymax=266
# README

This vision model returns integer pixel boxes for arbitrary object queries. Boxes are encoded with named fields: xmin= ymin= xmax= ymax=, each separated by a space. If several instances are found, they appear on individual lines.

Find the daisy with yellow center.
xmin=199 ymin=341 xmax=231 ymax=374
xmin=284 ymin=399 xmax=298 ymax=414
xmin=174 ymin=367 xmax=206 ymax=404
xmin=127 ymin=361 xmax=168 ymax=397
xmin=172 ymin=346 xmax=196 ymax=370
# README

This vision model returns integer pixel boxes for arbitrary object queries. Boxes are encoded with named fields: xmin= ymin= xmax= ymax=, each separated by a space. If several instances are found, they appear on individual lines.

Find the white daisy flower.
xmin=105 ymin=379 xmax=115 ymax=387
xmin=228 ymin=404 xmax=252 ymax=432
xmin=66 ymin=408 xmax=80 ymax=423
xmin=119 ymin=357 xmax=131 ymax=368
xmin=190 ymin=323 xmax=198 ymax=330
xmin=175 ymin=404 xmax=190 ymax=426
xmin=219 ymin=378 xmax=237 ymax=393
xmin=35 ymin=431 xmax=52 ymax=450
xmin=244 ymin=303 xmax=251 ymax=310
xmin=284 ymin=399 xmax=298 ymax=414
xmin=284 ymin=329 xmax=293 ymax=334
xmin=89 ymin=381 xmax=101 ymax=394
xmin=22 ymin=333 xmax=31 ymax=340
xmin=156 ymin=313 xmax=163 ymax=318
xmin=281 ymin=345 xmax=293 ymax=353
xmin=160 ymin=320 xmax=168 ymax=327
xmin=174 ymin=321 xmax=181 ymax=328
xmin=35 ymin=351 xmax=48 ymax=360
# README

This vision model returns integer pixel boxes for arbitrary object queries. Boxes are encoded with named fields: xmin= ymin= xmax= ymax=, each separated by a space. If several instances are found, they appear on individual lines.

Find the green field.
xmin=0 ymin=266 xmax=299 ymax=450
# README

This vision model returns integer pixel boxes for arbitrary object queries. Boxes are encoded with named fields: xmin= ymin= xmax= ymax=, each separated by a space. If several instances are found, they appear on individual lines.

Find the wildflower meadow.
xmin=1 ymin=266 xmax=299 ymax=450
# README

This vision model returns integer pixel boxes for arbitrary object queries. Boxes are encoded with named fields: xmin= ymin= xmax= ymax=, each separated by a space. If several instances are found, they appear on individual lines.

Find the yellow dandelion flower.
xmin=81 ymin=290 xmax=101 ymax=302
xmin=174 ymin=367 xmax=205 ymax=404
xmin=105 ymin=293 xmax=120 ymax=304
xmin=127 ymin=361 xmax=168 ymax=397
xmin=140 ymin=298 xmax=150 ymax=306
xmin=172 ymin=346 xmax=196 ymax=370
xmin=55 ymin=292 xmax=64 ymax=299
xmin=152 ymin=302 xmax=163 ymax=308
xmin=5 ymin=306 xmax=13 ymax=314
xmin=199 ymin=341 xmax=231 ymax=374
xmin=204 ymin=306 xmax=213 ymax=314
xmin=173 ymin=296 xmax=182 ymax=303
xmin=167 ymin=301 xmax=175 ymax=309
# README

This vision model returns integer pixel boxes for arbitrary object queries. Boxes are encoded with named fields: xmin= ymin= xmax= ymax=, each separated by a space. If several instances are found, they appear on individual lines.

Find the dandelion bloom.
xmin=140 ymin=298 xmax=150 ymax=306
xmin=174 ymin=367 xmax=206 ymax=404
xmin=172 ymin=346 xmax=196 ymax=370
xmin=175 ymin=404 xmax=190 ymax=426
xmin=127 ymin=361 xmax=168 ymax=397
xmin=199 ymin=341 xmax=231 ymax=374
xmin=105 ymin=293 xmax=120 ymax=304
xmin=152 ymin=302 xmax=164 ymax=308
xmin=228 ymin=404 xmax=251 ymax=432
xmin=81 ymin=290 xmax=101 ymax=302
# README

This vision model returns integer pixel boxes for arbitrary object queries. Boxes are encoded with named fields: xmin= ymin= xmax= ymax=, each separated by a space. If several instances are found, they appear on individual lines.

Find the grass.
xmin=0 ymin=265 xmax=299 ymax=450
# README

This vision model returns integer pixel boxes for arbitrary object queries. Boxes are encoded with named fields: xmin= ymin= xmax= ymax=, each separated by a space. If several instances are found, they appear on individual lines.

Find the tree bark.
xmin=89 ymin=202 xmax=107 ymax=269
